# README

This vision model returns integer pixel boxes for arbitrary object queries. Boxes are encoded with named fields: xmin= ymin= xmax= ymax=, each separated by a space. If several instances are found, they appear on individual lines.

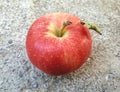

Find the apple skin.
xmin=26 ymin=12 xmax=92 ymax=75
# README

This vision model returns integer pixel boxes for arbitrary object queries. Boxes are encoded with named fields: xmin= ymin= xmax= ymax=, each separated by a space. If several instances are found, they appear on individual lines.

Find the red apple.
xmin=26 ymin=12 xmax=101 ymax=75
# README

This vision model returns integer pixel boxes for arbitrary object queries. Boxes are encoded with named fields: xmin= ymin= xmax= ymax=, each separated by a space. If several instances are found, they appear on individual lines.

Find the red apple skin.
xmin=26 ymin=12 xmax=92 ymax=75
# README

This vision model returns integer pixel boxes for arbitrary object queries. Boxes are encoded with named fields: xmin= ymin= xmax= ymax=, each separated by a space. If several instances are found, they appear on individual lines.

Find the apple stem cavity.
xmin=81 ymin=21 xmax=102 ymax=35
xmin=58 ymin=21 xmax=72 ymax=37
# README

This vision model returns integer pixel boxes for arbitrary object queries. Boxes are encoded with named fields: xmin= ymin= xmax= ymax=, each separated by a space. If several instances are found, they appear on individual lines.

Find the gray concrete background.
xmin=0 ymin=0 xmax=120 ymax=92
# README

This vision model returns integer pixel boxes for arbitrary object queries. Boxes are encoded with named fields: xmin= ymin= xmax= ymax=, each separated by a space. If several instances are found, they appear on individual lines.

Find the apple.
xmin=26 ymin=12 xmax=101 ymax=75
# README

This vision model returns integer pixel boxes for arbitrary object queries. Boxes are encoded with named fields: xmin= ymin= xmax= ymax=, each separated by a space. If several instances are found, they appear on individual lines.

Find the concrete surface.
xmin=0 ymin=0 xmax=120 ymax=92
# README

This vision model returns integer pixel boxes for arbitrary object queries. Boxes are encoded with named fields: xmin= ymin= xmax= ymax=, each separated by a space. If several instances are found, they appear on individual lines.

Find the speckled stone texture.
xmin=0 ymin=0 xmax=120 ymax=92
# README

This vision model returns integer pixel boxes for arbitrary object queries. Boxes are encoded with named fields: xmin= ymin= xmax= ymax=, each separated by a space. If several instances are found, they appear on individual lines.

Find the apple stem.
xmin=81 ymin=21 xmax=102 ymax=35
xmin=58 ymin=21 xmax=72 ymax=37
